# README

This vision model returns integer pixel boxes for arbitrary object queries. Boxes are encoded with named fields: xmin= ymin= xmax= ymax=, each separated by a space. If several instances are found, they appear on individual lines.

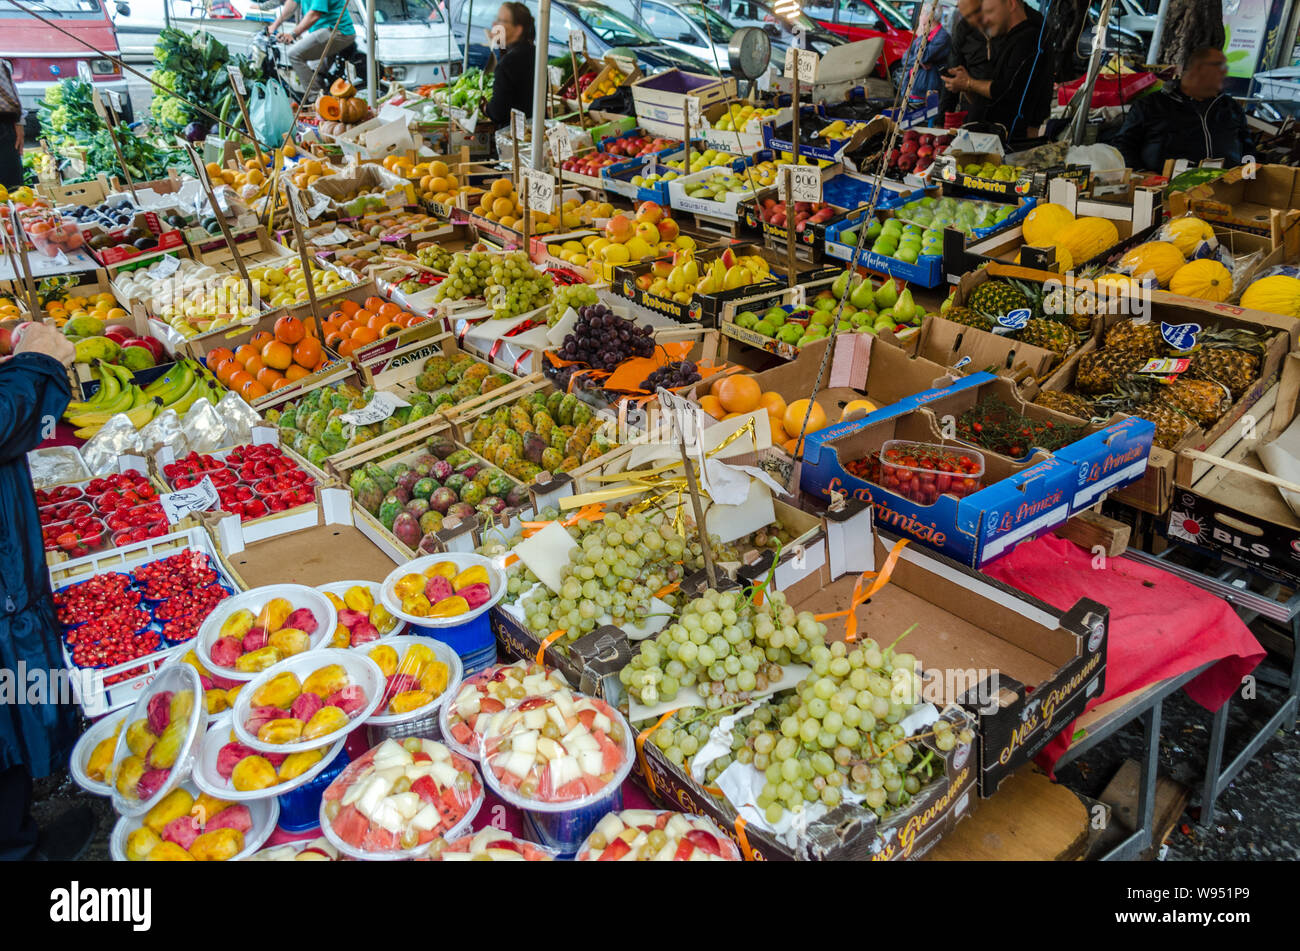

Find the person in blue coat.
xmin=0 ymin=323 xmax=95 ymax=861
xmin=900 ymin=17 xmax=952 ymax=99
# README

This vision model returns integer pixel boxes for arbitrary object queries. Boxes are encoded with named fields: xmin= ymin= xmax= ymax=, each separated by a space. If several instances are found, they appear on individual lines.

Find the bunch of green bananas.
xmin=63 ymin=358 xmax=222 ymax=439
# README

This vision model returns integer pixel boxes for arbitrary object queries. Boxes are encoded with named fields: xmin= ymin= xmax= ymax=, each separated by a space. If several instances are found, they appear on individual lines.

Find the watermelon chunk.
xmin=411 ymin=774 xmax=440 ymax=804
xmin=581 ymin=774 xmax=607 ymax=796
xmin=593 ymin=729 xmax=624 ymax=773
xmin=450 ymin=721 xmax=474 ymax=746
xmin=332 ymin=804 xmax=369 ymax=848
xmin=576 ymin=708 xmax=597 ymax=729
xmin=363 ymin=825 xmax=400 ymax=852
xmin=556 ymin=778 xmax=588 ymax=800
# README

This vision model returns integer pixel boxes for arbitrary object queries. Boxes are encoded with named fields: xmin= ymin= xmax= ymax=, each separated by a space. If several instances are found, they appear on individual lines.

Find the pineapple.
xmin=1131 ymin=401 xmax=1197 ymax=449
xmin=1183 ymin=328 xmax=1267 ymax=398
xmin=1156 ymin=378 xmax=1230 ymax=427
xmin=1015 ymin=318 xmax=1078 ymax=362
xmin=969 ymin=280 xmax=1032 ymax=320
xmin=1103 ymin=319 xmax=1166 ymax=356
xmin=942 ymin=306 xmax=994 ymax=332
xmin=1074 ymin=349 xmax=1146 ymax=394
xmin=1034 ymin=389 xmax=1096 ymax=419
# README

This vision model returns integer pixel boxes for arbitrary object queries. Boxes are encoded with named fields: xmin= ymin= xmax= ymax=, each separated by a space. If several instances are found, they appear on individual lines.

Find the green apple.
xmin=753 ymin=319 xmax=776 ymax=337
xmin=777 ymin=324 xmax=803 ymax=344
xmin=734 ymin=310 xmax=759 ymax=330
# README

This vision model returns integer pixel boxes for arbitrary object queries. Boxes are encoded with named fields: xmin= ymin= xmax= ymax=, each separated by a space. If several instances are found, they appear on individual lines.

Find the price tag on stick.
xmin=568 ymin=30 xmax=586 ymax=56
xmin=511 ymin=108 xmax=527 ymax=143
xmin=341 ymin=391 xmax=411 ymax=426
xmin=524 ymin=167 xmax=557 ymax=214
xmin=779 ymin=164 xmax=822 ymax=203
xmin=226 ymin=63 xmax=246 ymax=96
xmin=161 ymin=476 xmax=220 ymax=524
xmin=685 ymin=95 xmax=702 ymax=129
xmin=106 ymin=89 xmax=123 ymax=114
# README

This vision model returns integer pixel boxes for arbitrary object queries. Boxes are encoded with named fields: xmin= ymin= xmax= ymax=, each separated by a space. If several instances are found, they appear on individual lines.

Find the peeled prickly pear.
xmin=290 ymin=691 xmax=323 ymax=724
xmin=87 ymin=732 xmax=119 ymax=781
xmin=125 ymin=718 xmax=156 ymax=757
xmin=125 ymin=826 xmax=162 ymax=861
xmin=219 ymin=608 xmax=256 ymax=640
xmin=284 ymin=608 xmax=319 ymax=635
xmin=457 ymin=582 xmax=492 ymax=610
xmin=251 ymin=671 xmax=302 ymax=710
xmin=146 ymin=691 xmax=173 ymax=735
xmin=216 ymin=742 xmax=254 ymax=780
xmin=136 ymin=768 xmax=170 ymax=801
xmin=424 ymin=575 xmax=454 ymax=604
xmin=420 ymin=661 xmax=450 ymax=694
xmin=244 ymin=705 xmax=289 ymax=736
xmin=255 ymin=597 xmax=293 ymax=633
xmin=325 ymin=685 xmax=367 ymax=716
xmin=349 ymin=619 xmax=380 ymax=645
xmin=146 ymin=719 xmax=187 ymax=770
xmin=205 ymin=804 xmax=253 ymax=836
xmin=302 ymin=664 xmax=349 ymax=699
xmin=205 ymin=688 xmax=229 ymax=714
xmin=163 ymin=814 xmax=201 ymax=850
xmin=277 ymin=749 xmax=323 ymax=781
xmin=114 ymin=754 xmax=147 ymax=799
xmin=267 ymin=628 xmax=310 ymax=657
xmin=257 ymin=717 xmax=305 ymax=745
xmin=241 ymin=627 xmax=269 ymax=653
xmin=368 ymin=644 xmax=399 ymax=678
xmin=143 ymin=787 xmax=195 ymax=835
xmin=189 ymin=827 xmax=244 ymax=861
xmin=388 ymin=690 xmax=434 ymax=714
xmin=235 ymin=645 xmax=284 ymax=673
xmin=146 ymin=841 xmax=197 ymax=861
xmin=302 ymin=706 xmax=350 ymax=739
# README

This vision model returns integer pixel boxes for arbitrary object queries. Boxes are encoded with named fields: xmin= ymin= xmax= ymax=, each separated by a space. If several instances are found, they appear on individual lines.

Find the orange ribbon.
xmin=519 ymin=503 xmax=607 ymax=537
xmin=535 ymin=628 xmax=566 ymax=665
xmin=653 ymin=581 xmax=680 ymax=599
xmin=634 ymin=708 xmax=680 ymax=800
xmin=734 ymin=816 xmax=755 ymax=861
xmin=813 ymin=538 xmax=910 ymax=643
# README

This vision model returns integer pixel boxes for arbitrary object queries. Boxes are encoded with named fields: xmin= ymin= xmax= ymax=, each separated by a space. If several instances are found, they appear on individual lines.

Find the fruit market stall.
xmin=8 ymin=7 xmax=1300 ymax=871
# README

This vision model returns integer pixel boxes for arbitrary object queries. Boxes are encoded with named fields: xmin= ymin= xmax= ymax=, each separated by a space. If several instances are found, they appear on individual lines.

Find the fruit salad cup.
xmin=438 ymin=660 xmax=570 ymax=761
xmin=232 ymin=649 xmax=384 ymax=754
xmin=108 ymin=663 xmax=208 ymax=816
xmin=112 ymin=781 xmax=278 ymax=861
xmin=479 ymin=689 xmax=634 ymax=854
xmin=576 ymin=810 xmax=741 ymax=861
xmin=320 ymin=737 xmax=484 ymax=860
xmin=422 ymin=828 xmax=557 ymax=861
xmin=193 ymin=711 xmax=348 ymax=800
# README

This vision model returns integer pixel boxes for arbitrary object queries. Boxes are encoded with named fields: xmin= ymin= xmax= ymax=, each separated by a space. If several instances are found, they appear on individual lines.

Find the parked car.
xmin=0 ymin=0 xmax=133 ymax=138
xmin=804 ymin=0 xmax=913 ymax=82
xmin=449 ymin=0 xmax=713 ymax=77
xmin=603 ymin=0 xmax=737 ymax=76
xmin=715 ymin=0 xmax=848 ymax=57
xmin=109 ymin=0 xmax=271 ymax=61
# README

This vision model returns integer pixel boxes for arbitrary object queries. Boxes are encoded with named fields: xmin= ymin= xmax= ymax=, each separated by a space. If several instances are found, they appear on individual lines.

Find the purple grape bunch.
xmin=557 ymin=304 xmax=656 ymax=372
xmin=639 ymin=360 xmax=702 ymax=392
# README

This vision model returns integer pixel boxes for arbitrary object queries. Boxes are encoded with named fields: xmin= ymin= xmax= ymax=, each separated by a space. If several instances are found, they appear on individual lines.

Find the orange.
xmin=242 ymin=354 xmax=265 ymax=377
xmin=214 ymin=357 xmax=241 ymax=386
xmin=716 ymin=375 xmax=762 ymax=414
xmin=235 ymin=344 xmax=260 ymax=366
xmin=261 ymin=339 xmax=293 ymax=371
xmin=293 ymin=338 xmax=322 ymax=368
xmin=759 ymin=391 xmax=787 ymax=421
xmin=783 ymin=436 xmax=806 ymax=457
xmin=698 ymin=394 xmax=725 ymax=419
xmin=206 ymin=347 xmax=235 ymax=370
xmin=256 ymin=366 xmax=283 ymax=389
xmin=338 ymin=299 xmax=361 ymax=317
xmin=228 ymin=369 xmax=254 ymax=393
xmin=364 ymin=296 xmax=385 ymax=312
xmin=377 ymin=302 xmax=401 ymax=320
xmin=783 ymin=399 xmax=827 ymax=439
xmin=240 ymin=378 xmax=269 ymax=400
xmin=768 ymin=417 xmax=788 ymax=442
xmin=275 ymin=314 xmax=306 ymax=345
xmin=710 ymin=376 xmax=727 ymax=398
xmin=350 ymin=326 xmax=379 ymax=345
xmin=285 ymin=364 xmax=311 ymax=382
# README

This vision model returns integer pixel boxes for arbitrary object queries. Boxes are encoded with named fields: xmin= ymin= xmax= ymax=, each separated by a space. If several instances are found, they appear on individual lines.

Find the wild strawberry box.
xmin=798 ymin=373 xmax=1155 ymax=568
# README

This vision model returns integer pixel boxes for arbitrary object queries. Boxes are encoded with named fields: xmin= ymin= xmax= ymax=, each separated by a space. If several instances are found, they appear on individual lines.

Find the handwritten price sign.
xmin=778 ymin=164 xmax=822 ymax=203
xmin=783 ymin=48 xmax=819 ymax=83
xmin=341 ymin=391 xmax=411 ymax=426
xmin=160 ymin=476 xmax=220 ymax=524
xmin=524 ymin=168 xmax=557 ymax=213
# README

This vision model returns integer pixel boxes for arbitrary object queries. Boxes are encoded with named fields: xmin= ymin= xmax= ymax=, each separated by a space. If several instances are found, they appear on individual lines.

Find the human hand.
xmin=276 ymin=30 xmax=294 ymax=43
xmin=14 ymin=122 xmax=23 ymax=152
xmin=14 ymin=322 xmax=75 ymax=367
xmin=940 ymin=65 xmax=969 ymax=93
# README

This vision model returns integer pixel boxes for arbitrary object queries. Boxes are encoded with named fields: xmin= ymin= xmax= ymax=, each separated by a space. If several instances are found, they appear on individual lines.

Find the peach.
xmin=635 ymin=200 xmax=663 ymax=225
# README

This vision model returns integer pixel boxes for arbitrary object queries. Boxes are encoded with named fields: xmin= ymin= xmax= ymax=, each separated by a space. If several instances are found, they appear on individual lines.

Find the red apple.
xmin=125 ymin=336 xmax=166 ymax=363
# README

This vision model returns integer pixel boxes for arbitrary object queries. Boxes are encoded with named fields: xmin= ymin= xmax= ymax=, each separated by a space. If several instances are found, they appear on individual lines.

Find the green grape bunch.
xmin=546 ymin=283 xmax=599 ymax=327
xmin=486 ymin=250 xmax=553 ymax=321
xmin=432 ymin=250 xmax=495 ymax=302
xmin=417 ymin=244 xmax=454 ymax=273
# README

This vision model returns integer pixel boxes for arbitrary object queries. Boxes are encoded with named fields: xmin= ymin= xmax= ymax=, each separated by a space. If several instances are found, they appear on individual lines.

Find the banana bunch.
xmin=64 ymin=358 xmax=222 ymax=439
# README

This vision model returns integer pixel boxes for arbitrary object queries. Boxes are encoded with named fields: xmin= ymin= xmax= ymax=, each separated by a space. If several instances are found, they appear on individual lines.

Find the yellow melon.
xmin=1164 ymin=216 xmax=1216 ymax=256
xmin=1241 ymin=274 xmax=1300 ymax=316
xmin=1119 ymin=241 xmax=1186 ymax=287
xmin=1055 ymin=217 xmax=1120 ymax=265
xmin=1022 ymin=202 xmax=1075 ymax=247
xmin=1168 ymin=259 xmax=1232 ymax=302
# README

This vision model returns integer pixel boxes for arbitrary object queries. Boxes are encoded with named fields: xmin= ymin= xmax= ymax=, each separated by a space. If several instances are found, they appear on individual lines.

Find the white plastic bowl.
xmin=436 ymin=661 xmax=570 ymax=763
xmin=573 ymin=810 xmax=741 ymax=861
xmin=195 ymin=583 xmax=338 ymax=682
xmin=108 ymin=662 xmax=208 ymax=818
xmin=69 ymin=710 xmax=129 ymax=797
xmin=317 ymin=743 xmax=484 ymax=862
xmin=317 ymin=580 xmax=407 ymax=646
xmin=191 ymin=710 xmax=348 ymax=801
xmin=231 ymin=648 xmax=385 ymax=754
xmin=109 ymin=779 xmax=278 ymax=861
xmin=363 ymin=634 xmax=464 ymax=727
xmin=380 ymin=553 xmax=506 ymax=628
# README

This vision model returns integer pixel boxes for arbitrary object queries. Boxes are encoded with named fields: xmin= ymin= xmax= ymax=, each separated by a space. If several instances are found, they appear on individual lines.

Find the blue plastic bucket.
xmin=277 ymin=745 xmax=350 ymax=834
xmin=409 ymin=611 xmax=496 ymax=676
xmin=520 ymin=785 xmax=626 ymax=858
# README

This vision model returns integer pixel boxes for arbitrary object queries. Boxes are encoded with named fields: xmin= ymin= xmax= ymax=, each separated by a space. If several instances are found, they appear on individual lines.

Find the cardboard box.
xmin=630 ymin=70 xmax=738 ymax=140
xmin=667 ymin=166 xmax=777 ymax=222
xmin=700 ymin=103 xmax=791 ymax=156
xmin=82 ymin=211 xmax=187 ymax=268
xmin=934 ymin=150 xmax=1089 ymax=200
xmin=884 ymin=312 xmax=1060 ymax=383
xmin=761 ymin=109 xmax=883 ymax=165
xmin=799 ymin=373 xmax=1154 ymax=567
xmin=1167 ymin=164 xmax=1300 ymax=240
xmin=1168 ymin=356 xmax=1300 ymax=585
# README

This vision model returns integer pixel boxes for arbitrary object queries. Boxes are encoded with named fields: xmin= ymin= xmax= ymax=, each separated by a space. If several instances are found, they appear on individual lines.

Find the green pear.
xmin=735 ymin=310 xmax=759 ymax=329
xmin=814 ymin=295 xmax=838 ymax=312
xmin=940 ymin=293 xmax=955 ymax=314
xmin=849 ymin=279 xmax=875 ymax=310
xmin=837 ymin=321 xmax=852 ymax=332
xmin=893 ymin=287 xmax=916 ymax=323
xmin=809 ymin=309 xmax=834 ymax=327
xmin=777 ymin=324 xmax=803 ymax=344
xmin=875 ymin=279 xmax=899 ymax=310
xmin=851 ymin=312 xmax=875 ymax=329
xmin=831 ymin=271 xmax=851 ymax=297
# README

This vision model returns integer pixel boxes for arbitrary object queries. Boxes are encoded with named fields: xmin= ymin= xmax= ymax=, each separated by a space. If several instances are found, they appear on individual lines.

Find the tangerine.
xmin=698 ymin=394 xmax=725 ymax=419
xmin=759 ymin=391 xmax=787 ymax=421
xmin=293 ymin=337 xmax=322 ymax=368
xmin=716 ymin=375 xmax=762 ymax=414
xmin=783 ymin=399 xmax=827 ymax=439
xmin=275 ymin=314 xmax=306 ymax=345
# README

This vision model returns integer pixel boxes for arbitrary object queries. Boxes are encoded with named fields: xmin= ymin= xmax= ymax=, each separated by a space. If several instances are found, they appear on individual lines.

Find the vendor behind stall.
xmin=939 ymin=0 xmax=991 ymax=116
xmin=940 ymin=0 xmax=1053 ymax=143
xmin=484 ymin=2 xmax=536 ymax=127
xmin=1111 ymin=47 xmax=1253 ymax=172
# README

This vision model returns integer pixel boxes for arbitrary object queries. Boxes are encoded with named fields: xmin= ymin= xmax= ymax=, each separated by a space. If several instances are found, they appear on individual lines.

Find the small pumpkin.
xmin=342 ymin=97 xmax=367 ymax=123
xmin=317 ymin=95 xmax=342 ymax=121
xmin=329 ymin=78 xmax=356 ymax=99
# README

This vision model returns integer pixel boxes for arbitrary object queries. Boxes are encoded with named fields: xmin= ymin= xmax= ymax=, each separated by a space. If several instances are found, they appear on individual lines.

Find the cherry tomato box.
xmin=798 ymin=374 xmax=1155 ymax=570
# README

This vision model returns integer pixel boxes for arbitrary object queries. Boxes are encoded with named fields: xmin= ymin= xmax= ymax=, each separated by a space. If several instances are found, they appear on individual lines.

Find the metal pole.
xmin=367 ymin=0 xmax=378 ymax=109
xmin=1146 ymin=0 xmax=1171 ymax=62
xmin=531 ymin=0 xmax=551 ymax=171
xmin=463 ymin=0 xmax=474 ymax=72
xmin=1068 ymin=0 xmax=1116 ymax=145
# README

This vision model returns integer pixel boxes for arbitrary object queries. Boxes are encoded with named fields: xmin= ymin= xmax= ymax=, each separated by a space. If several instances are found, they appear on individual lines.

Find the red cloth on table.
xmin=982 ymin=535 xmax=1266 ymax=773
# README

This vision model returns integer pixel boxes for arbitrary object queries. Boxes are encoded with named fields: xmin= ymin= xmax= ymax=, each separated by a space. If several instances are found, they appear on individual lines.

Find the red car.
xmin=809 ymin=0 xmax=915 ymax=83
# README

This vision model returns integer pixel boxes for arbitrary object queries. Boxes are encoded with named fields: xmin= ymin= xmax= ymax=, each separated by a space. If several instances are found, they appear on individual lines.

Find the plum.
xmin=210 ymin=635 xmax=243 ymax=668
xmin=216 ymin=741 xmax=255 ymax=779
xmin=424 ymin=575 xmax=454 ymax=604
xmin=241 ymin=627 xmax=269 ymax=653
xmin=324 ymin=685 xmax=368 ymax=716
xmin=284 ymin=608 xmax=318 ymax=636
xmin=290 ymin=691 xmax=324 ymax=723
xmin=146 ymin=691 xmax=173 ymax=735
xmin=457 ymin=582 xmax=492 ymax=610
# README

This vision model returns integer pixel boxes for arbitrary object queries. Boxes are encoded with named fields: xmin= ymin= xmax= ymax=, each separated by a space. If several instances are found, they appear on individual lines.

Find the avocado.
xmin=133 ymin=236 xmax=154 ymax=251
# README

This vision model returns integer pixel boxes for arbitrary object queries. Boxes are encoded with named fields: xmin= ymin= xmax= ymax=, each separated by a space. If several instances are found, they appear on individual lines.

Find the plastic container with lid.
xmin=109 ymin=780 xmax=278 ymax=861
xmin=362 ymin=633 xmax=463 ymax=733
xmin=231 ymin=648 xmax=385 ymax=754
xmin=69 ymin=710 xmax=129 ymax=797
xmin=437 ymin=660 xmax=570 ymax=763
xmin=876 ymin=440 xmax=985 ymax=506
xmin=316 ymin=579 xmax=407 ymax=647
xmin=379 ymin=552 xmax=506 ymax=629
xmin=107 ymin=661 xmax=208 ymax=817
xmin=192 ymin=710 xmax=350 ymax=803
xmin=574 ymin=809 xmax=741 ymax=861
xmin=194 ymin=583 xmax=338 ymax=682
xmin=422 ymin=828 xmax=558 ymax=861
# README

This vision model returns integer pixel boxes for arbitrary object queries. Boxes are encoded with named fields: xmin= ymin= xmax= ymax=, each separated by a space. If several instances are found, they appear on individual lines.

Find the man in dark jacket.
xmin=940 ymin=0 xmax=1053 ymax=142
xmin=1111 ymin=47 xmax=1252 ymax=171
xmin=940 ymin=0 xmax=991 ymax=115
xmin=0 ymin=322 xmax=93 ymax=861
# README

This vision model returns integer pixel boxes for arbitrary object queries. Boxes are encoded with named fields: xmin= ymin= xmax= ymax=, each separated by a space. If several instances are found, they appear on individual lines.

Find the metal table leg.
xmin=1101 ymin=699 xmax=1161 ymax=861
